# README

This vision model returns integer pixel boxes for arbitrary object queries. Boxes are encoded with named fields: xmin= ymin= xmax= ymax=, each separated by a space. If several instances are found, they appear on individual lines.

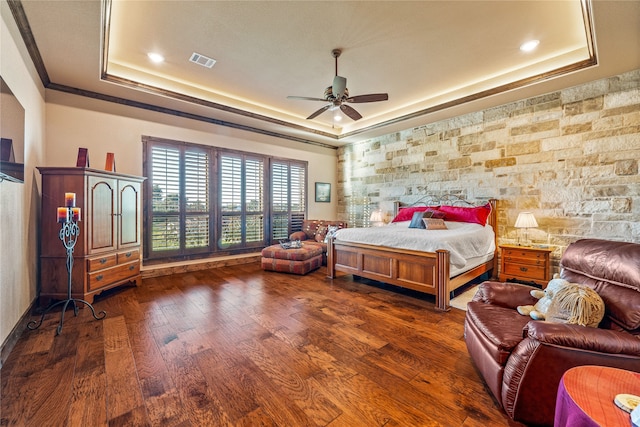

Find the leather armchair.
xmin=464 ymin=239 xmax=640 ymax=426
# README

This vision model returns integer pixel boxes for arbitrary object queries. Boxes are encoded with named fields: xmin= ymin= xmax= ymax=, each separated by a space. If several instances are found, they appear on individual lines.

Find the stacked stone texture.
xmin=337 ymin=69 xmax=640 ymax=271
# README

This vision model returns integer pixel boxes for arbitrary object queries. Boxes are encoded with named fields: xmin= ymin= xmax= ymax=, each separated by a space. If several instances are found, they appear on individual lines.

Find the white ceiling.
xmin=12 ymin=0 xmax=640 ymax=148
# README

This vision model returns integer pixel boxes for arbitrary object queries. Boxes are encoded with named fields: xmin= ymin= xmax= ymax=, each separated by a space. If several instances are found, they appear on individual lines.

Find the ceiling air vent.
xmin=189 ymin=52 xmax=216 ymax=68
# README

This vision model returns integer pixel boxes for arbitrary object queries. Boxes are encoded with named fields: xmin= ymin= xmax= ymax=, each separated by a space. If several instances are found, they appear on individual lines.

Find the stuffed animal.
xmin=517 ymin=276 xmax=605 ymax=327
xmin=517 ymin=277 xmax=569 ymax=320
xmin=545 ymin=283 xmax=605 ymax=327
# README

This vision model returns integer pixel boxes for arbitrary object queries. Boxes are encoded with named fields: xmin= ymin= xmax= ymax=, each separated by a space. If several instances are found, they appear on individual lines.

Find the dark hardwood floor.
xmin=1 ymin=263 xmax=522 ymax=426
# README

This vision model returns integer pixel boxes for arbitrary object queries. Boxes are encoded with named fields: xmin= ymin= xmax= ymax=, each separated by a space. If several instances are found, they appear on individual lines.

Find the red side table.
xmin=555 ymin=365 xmax=640 ymax=427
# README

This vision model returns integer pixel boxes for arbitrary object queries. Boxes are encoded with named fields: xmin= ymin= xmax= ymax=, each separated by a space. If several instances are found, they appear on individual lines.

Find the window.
xmin=148 ymin=142 xmax=211 ymax=257
xmin=271 ymin=160 xmax=306 ymax=240
xmin=143 ymin=136 xmax=307 ymax=262
xmin=219 ymin=153 xmax=265 ymax=249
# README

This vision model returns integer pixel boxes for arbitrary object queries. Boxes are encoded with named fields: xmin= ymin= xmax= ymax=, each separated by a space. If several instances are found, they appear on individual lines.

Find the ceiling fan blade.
xmin=346 ymin=93 xmax=389 ymax=103
xmin=332 ymin=76 xmax=347 ymax=99
xmin=340 ymin=104 xmax=362 ymax=121
xmin=307 ymin=104 xmax=331 ymax=120
xmin=287 ymin=96 xmax=327 ymax=102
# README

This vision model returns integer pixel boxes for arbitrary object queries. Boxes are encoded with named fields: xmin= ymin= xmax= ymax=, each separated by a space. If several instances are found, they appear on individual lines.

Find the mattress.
xmin=333 ymin=220 xmax=496 ymax=270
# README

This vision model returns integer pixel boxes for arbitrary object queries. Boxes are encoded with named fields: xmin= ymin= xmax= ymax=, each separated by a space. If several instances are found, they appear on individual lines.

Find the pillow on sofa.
xmin=315 ymin=225 xmax=328 ymax=242
xmin=438 ymin=202 xmax=491 ymax=225
xmin=324 ymin=225 xmax=340 ymax=243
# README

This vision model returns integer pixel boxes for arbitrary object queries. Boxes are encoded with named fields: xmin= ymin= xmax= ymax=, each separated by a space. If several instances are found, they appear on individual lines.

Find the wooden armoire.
xmin=37 ymin=167 xmax=145 ymax=305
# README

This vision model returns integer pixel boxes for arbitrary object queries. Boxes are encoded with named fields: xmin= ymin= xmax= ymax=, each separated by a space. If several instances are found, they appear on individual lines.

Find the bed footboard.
xmin=327 ymin=239 xmax=454 ymax=310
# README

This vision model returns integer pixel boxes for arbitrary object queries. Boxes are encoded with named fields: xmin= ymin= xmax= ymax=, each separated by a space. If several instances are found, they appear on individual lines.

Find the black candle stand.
xmin=27 ymin=209 xmax=106 ymax=335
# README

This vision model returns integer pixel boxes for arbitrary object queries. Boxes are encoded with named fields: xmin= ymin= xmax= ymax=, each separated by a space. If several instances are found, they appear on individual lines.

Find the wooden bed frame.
xmin=327 ymin=198 xmax=498 ymax=311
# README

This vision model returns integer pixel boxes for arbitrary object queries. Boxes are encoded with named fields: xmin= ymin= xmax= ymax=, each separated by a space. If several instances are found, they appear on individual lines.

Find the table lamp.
xmin=515 ymin=211 xmax=538 ymax=246
xmin=370 ymin=209 xmax=385 ymax=227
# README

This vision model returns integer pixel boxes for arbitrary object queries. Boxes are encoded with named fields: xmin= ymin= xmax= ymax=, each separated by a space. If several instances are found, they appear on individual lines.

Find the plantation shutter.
xmin=150 ymin=145 xmax=181 ymax=253
xmin=271 ymin=160 xmax=306 ymax=241
xmin=219 ymin=153 xmax=265 ymax=248
xmin=184 ymin=149 xmax=210 ymax=249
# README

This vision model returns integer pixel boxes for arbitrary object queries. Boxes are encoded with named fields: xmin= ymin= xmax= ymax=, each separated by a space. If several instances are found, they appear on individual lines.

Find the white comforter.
xmin=334 ymin=221 xmax=495 ymax=269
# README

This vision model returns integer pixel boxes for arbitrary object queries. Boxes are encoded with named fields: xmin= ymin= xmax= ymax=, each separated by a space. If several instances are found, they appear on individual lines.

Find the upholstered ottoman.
xmin=261 ymin=244 xmax=323 ymax=275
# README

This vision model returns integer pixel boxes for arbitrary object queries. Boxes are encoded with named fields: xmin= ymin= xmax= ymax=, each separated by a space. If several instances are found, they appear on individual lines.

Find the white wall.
xmin=44 ymin=93 xmax=338 ymax=221
xmin=0 ymin=5 xmax=46 ymax=347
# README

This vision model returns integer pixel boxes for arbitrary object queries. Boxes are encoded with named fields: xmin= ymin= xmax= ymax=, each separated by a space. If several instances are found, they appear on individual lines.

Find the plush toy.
xmin=545 ymin=283 xmax=605 ymax=327
xmin=517 ymin=275 xmax=606 ymax=327
xmin=517 ymin=276 xmax=569 ymax=320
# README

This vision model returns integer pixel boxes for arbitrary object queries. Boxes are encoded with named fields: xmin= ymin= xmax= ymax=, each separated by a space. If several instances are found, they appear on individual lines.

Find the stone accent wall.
xmin=337 ymin=69 xmax=640 ymax=270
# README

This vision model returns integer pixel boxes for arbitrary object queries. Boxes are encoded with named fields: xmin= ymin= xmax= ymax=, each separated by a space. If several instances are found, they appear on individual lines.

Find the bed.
xmin=327 ymin=197 xmax=498 ymax=311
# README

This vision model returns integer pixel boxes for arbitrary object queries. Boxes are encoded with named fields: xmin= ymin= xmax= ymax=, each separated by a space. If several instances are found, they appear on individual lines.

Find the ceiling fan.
xmin=287 ymin=49 xmax=389 ymax=121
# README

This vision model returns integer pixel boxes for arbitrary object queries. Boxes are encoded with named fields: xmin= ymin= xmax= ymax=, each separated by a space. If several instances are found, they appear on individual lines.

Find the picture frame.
xmin=315 ymin=182 xmax=331 ymax=203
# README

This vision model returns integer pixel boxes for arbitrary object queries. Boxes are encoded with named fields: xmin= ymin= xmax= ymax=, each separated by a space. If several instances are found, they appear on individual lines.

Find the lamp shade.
xmin=370 ymin=209 xmax=384 ymax=223
xmin=514 ymin=212 xmax=538 ymax=228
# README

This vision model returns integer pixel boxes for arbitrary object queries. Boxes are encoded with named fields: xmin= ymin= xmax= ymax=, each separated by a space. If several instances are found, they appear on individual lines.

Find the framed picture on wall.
xmin=315 ymin=182 xmax=331 ymax=203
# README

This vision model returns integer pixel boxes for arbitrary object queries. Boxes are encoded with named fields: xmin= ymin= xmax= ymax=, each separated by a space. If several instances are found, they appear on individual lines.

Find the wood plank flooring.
xmin=1 ymin=263 xmax=523 ymax=426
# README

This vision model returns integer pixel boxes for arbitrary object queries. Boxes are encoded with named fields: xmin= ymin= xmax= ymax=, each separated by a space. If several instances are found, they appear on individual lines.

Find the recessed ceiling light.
xmin=147 ymin=52 xmax=165 ymax=63
xmin=520 ymin=40 xmax=540 ymax=52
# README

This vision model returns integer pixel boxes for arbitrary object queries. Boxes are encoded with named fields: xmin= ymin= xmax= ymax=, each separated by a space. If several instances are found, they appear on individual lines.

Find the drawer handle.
xmin=129 ymin=265 xmax=135 ymax=271
xmin=519 ymin=267 xmax=529 ymax=272
xmin=125 ymin=252 xmax=132 ymax=258
xmin=100 ymin=258 xmax=108 ymax=264
xmin=96 ymin=274 xmax=104 ymax=281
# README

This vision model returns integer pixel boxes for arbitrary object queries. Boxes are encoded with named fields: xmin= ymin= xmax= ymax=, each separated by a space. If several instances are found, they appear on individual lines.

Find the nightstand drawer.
xmin=503 ymin=248 xmax=547 ymax=263
xmin=503 ymin=262 xmax=547 ymax=281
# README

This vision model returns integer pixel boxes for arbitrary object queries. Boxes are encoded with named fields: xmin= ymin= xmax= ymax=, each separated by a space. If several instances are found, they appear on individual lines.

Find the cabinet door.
xmin=88 ymin=176 xmax=117 ymax=254
xmin=119 ymin=179 xmax=141 ymax=248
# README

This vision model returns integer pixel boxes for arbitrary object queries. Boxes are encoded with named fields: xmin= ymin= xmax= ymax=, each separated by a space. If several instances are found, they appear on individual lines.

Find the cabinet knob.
xmin=125 ymin=252 xmax=132 ymax=258
xmin=129 ymin=265 xmax=135 ymax=271
xmin=96 ymin=274 xmax=104 ymax=281
xmin=519 ymin=267 xmax=528 ymax=272
xmin=100 ymin=258 xmax=107 ymax=264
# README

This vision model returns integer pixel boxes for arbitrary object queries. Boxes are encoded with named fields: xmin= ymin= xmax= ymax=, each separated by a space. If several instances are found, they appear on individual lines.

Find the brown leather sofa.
xmin=464 ymin=239 xmax=640 ymax=426
xmin=289 ymin=219 xmax=347 ymax=265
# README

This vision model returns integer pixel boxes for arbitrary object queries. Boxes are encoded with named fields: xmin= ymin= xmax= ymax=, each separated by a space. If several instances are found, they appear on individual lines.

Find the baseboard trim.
xmin=141 ymin=253 xmax=261 ymax=279
xmin=0 ymin=298 xmax=37 ymax=369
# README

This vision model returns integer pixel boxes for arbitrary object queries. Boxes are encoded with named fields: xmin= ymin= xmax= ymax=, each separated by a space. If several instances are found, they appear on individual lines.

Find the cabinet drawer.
xmin=503 ymin=262 xmax=547 ymax=281
xmin=88 ymin=261 xmax=140 ymax=291
xmin=117 ymin=249 xmax=139 ymax=264
xmin=87 ymin=254 xmax=117 ymax=272
xmin=503 ymin=249 xmax=546 ymax=263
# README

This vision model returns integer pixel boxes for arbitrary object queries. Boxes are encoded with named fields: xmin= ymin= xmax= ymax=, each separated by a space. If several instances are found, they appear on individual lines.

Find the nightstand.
xmin=499 ymin=244 xmax=552 ymax=288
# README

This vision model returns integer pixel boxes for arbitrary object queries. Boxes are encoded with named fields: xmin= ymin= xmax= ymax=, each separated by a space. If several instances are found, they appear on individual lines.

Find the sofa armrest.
xmin=472 ymin=281 xmax=539 ymax=309
xmin=525 ymin=321 xmax=640 ymax=356
xmin=289 ymin=231 xmax=308 ymax=241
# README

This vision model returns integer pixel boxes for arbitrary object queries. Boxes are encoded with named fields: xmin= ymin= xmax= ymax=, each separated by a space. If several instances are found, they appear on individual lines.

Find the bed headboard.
xmin=392 ymin=195 xmax=498 ymax=230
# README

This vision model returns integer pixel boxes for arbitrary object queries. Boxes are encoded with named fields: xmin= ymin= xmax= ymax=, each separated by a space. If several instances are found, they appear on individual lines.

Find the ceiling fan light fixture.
xmin=287 ymin=48 xmax=388 ymax=121
xmin=520 ymin=40 xmax=540 ymax=52
xmin=147 ymin=52 xmax=165 ymax=63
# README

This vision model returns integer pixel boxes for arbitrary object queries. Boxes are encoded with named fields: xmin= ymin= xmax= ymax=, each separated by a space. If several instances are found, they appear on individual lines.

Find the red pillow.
xmin=438 ymin=203 xmax=491 ymax=225
xmin=391 ymin=206 xmax=441 ymax=222
xmin=391 ymin=206 xmax=426 ymax=222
